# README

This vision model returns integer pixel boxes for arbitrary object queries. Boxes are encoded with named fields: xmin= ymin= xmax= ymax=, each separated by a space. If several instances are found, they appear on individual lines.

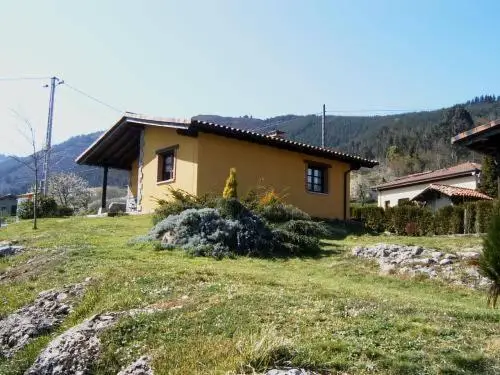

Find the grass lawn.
xmin=0 ymin=215 xmax=498 ymax=375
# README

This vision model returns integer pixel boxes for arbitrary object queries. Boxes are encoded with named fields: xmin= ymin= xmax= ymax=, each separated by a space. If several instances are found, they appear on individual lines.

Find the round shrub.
xmin=17 ymin=200 xmax=34 ymax=220
xmin=146 ymin=207 xmax=276 ymax=258
xmin=257 ymin=203 xmax=310 ymax=223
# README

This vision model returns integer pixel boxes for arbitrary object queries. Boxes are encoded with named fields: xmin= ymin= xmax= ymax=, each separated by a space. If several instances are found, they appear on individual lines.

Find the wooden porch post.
xmin=101 ymin=166 xmax=108 ymax=212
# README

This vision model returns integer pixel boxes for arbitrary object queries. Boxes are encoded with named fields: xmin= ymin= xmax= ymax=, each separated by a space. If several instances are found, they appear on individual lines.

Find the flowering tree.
xmin=48 ymin=172 xmax=91 ymax=210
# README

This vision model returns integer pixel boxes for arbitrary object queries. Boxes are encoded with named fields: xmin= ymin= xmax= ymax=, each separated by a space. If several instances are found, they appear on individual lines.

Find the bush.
xmin=57 ymin=206 xmax=74 ymax=217
xmin=17 ymin=200 xmax=34 ymax=220
xmin=145 ymin=207 xmax=276 ymax=258
xmin=479 ymin=213 xmax=500 ymax=307
xmin=385 ymin=206 xmax=433 ymax=236
xmin=464 ymin=202 xmax=477 ymax=234
xmin=222 ymin=168 xmax=238 ymax=199
xmin=138 ymin=197 xmax=326 ymax=258
xmin=476 ymin=200 xmax=496 ymax=233
xmin=17 ymin=196 xmax=69 ymax=219
xmin=152 ymin=187 xmax=218 ymax=224
xmin=39 ymin=196 xmax=58 ymax=217
xmin=351 ymin=206 xmax=385 ymax=232
xmin=257 ymin=203 xmax=311 ymax=224
xmin=434 ymin=206 xmax=464 ymax=235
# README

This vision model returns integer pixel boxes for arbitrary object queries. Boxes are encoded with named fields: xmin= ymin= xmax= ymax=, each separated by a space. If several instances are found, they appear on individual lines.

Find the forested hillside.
xmin=0 ymin=133 xmax=128 ymax=195
xmin=2 ymin=96 xmax=498 ymax=195
xmin=196 ymin=96 xmax=500 ymax=176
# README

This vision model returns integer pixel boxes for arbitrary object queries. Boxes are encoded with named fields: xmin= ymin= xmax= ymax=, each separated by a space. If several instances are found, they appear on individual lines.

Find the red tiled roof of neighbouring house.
xmin=373 ymin=162 xmax=481 ymax=190
xmin=413 ymin=183 xmax=493 ymax=201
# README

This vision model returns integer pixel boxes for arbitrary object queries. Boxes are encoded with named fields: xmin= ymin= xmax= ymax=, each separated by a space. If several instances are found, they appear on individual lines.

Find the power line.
xmin=0 ymin=76 xmax=51 ymax=82
xmin=62 ymin=82 xmax=124 ymax=113
xmin=325 ymin=108 xmax=429 ymax=114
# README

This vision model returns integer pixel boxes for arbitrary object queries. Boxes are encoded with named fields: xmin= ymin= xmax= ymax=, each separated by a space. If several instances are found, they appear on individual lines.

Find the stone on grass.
xmin=456 ymin=251 xmax=480 ymax=261
xmin=351 ymin=243 xmax=487 ymax=289
xmin=25 ymin=313 xmax=119 ymax=375
xmin=0 ymin=283 xmax=86 ymax=357
xmin=0 ymin=244 xmax=25 ymax=257
xmin=439 ymin=258 xmax=453 ymax=266
xmin=118 ymin=356 xmax=153 ymax=375
xmin=266 ymin=369 xmax=318 ymax=375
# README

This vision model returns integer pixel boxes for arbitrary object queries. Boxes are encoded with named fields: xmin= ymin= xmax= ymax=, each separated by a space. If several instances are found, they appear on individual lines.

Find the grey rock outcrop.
xmin=456 ymin=251 xmax=481 ymax=260
xmin=352 ymin=243 xmax=487 ymax=289
xmin=0 ymin=242 xmax=25 ymax=257
xmin=265 ymin=369 xmax=319 ymax=375
xmin=0 ymin=283 xmax=86 ymax=357
xmin=25 ymin=313 xmax=119 ymax=375
xmin=118 ymin=356 xmax=153 ymax=375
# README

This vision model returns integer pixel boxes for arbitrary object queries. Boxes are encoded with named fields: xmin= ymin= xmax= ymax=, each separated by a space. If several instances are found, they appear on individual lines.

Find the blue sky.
xmin=1 ymin=0 xmax=500 ymax=155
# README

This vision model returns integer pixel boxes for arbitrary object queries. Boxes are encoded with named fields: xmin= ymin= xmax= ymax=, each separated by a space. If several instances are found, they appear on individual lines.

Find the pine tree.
xmin=479 ymin=211 xmax=500 ymax=307
xmin=222 ymin=168 xmax=238 ymax=199
xmin=479 ymin=156 xmax=498 ymax=198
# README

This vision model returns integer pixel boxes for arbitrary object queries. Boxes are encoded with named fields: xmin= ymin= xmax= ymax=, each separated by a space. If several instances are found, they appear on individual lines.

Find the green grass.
xmin=0 ymin=216 xmax=498 ymax=375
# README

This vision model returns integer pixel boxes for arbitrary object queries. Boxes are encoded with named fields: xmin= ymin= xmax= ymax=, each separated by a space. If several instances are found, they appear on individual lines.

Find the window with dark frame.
xmin=306 ymin=164 xmax=327 ymax=193
xmin=157 ymin=149 xmax=176 ymax=182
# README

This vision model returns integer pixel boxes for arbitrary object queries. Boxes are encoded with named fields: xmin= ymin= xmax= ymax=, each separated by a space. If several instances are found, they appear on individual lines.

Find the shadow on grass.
xmin=320 ymin=219 xmax=369 ymax=241
xmin=439 ymin=352 xmax=496 ymax=375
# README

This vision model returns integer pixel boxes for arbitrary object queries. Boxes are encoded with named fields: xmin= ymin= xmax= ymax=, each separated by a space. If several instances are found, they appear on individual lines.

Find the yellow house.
xmin=76 ymin=114 xmax=378 ymax=219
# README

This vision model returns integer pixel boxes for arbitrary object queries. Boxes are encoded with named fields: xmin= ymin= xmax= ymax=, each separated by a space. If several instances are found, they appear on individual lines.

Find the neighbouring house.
xmin=0 ymin=195 xmax=17 ymax=217
xmin=76 ymin=114 xmax=378 ymax=219
xmin=411 ymin=184 xmax=492 ymax=211
xmin=452 ymin=119 xmax=500 ymax=198
xmin=373 ymin=162 xmax=482 ymax=209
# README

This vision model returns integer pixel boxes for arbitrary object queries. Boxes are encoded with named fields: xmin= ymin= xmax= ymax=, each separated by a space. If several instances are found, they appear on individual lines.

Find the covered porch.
xmin=452 ymin=119 xmax=500 ymax=198
xmin=76 ymin=116 xmax=143 ymax=213
xmin=76 ymin=114 xmax=190 ymax=213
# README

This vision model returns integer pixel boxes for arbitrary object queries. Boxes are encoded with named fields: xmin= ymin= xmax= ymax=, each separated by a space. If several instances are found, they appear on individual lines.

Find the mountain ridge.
xmin=1 ymin=97 xmax=498 ymax=195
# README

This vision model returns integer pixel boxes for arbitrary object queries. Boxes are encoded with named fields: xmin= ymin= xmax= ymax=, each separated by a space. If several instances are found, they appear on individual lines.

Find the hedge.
xmin=463 ymin=202 xmax=477 ymax=234
xmin=385 ymin=206 xmax=433 ymax=236
xmin=352 ymin=200 xmax=499 ymax=236
xmin=350 ymin=206 xmax=385 ymax=232
xmin=434 ymin=206 xmax=464 ymax=235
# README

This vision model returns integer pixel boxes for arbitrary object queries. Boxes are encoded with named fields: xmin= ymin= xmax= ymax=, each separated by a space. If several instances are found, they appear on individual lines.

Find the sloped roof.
xmin=76 ymin=114 xmax=379 ymax=169
xmin=374 ymin=162 xmax=481 ymax=191
xmin=190 ymin=119 xmax=378 ymax=168
xmin=412 ymin=183 xmax=493 ymax=201
xmin=451 ymin=119 xmax=500 ymax=156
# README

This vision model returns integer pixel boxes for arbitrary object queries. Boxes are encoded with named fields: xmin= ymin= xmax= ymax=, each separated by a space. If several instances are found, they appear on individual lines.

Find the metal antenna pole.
xmin=42 ymin=76 xmax=59 ymax=195
xmin=321 ymin=104 xmax=326 ymax=147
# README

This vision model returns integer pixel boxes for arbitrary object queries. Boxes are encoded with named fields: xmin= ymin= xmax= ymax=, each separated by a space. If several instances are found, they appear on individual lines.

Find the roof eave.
xmin=191 ymin=120 xmax=379 ymax=168
xmin=373 ymin=170 xmax=479 ymax=191
xmin=75 ymin=115 xmax=190 ymax=167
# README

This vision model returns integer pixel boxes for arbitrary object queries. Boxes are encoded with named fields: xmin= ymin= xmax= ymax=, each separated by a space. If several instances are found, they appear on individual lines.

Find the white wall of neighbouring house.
xmin=377 ymin=174 xmax=479 ymax=208
xmin=427 ymin=196 xmax=453 ymax=212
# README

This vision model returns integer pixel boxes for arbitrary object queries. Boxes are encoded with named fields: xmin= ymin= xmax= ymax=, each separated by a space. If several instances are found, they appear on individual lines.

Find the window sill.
xmin=306 ymin=190 xmax=329 ymax=196
xmin=157 ymin=179 xmax=175 ymax=186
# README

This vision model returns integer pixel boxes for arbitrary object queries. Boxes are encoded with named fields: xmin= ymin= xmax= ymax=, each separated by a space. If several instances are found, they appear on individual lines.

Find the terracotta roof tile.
xmin=191 ymin=119 xmax=379 ymax=168
xmin=374 ymin=162 xmax=481 ymax=190
xmin=415 ymin=184 xmax=493 ymax=200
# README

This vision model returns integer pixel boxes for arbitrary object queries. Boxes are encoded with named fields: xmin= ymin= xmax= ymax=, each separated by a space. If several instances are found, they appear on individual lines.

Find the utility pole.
xmin=42 ymin=76 xmax=63 ymax=195
xmin=321 ymin=104 xmax=326 ymax=147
